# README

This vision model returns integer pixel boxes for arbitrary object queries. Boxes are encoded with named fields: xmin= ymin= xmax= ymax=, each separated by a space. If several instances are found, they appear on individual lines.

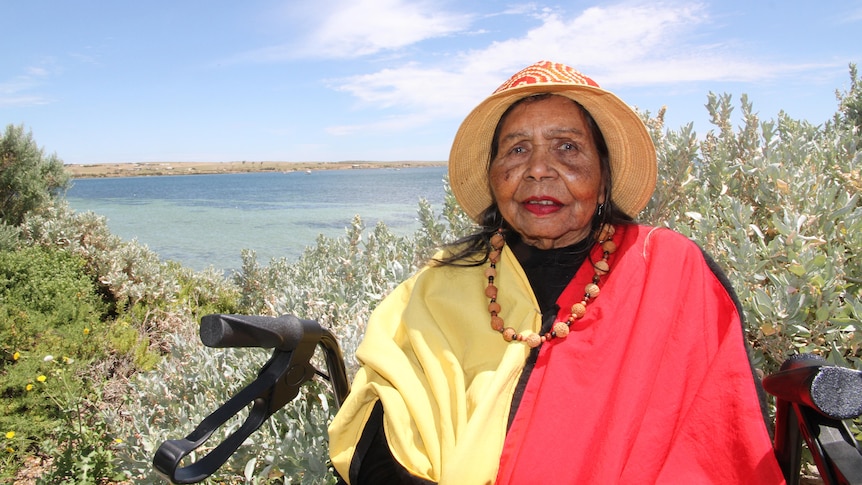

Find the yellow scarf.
xmin=328 ymin=247 xmax=539 ymax=484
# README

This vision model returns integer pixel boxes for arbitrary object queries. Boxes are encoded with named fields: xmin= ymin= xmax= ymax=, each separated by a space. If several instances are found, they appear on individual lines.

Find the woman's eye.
xmin=560 ymin=142 xmax=577 ymax=151
xmin=510 ymin=146 xmax=526 ymax=155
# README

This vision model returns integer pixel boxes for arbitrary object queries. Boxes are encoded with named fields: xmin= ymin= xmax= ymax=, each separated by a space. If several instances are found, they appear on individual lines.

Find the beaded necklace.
xmin=485 ymin=224 xmax=617 ymax=348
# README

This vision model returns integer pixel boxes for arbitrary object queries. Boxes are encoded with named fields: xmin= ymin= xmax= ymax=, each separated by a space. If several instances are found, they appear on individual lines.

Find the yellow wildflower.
xmin=12 ymin=352 xmax=20 ymax=361
xmin=25 ymin=384 xmax=33 ymax=391
xmin=83 ymin=328 xmax=90 ymax=335
xmin=5 ymin=431 xmax=14 ymax=439
xmin=5 ymin=447 xmax=12 ymax=453
xmin=36 ymin=375 xmax=46 ymax=383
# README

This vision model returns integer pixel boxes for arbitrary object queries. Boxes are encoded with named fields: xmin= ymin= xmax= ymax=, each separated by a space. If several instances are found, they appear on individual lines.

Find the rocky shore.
xmin=64 ymin=160 xmax=447 ymax=178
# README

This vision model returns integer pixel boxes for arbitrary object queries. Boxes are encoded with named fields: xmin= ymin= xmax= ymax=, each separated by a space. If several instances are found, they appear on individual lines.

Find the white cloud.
xmin=458 ymin=3 xmax=715 ymax=84
xmin=239 ymin=0 xmax=473 ymax=61
xmin=0 ymin=63 xmax=54 ymax=107
xmin=324 ymin=1 xmax=845 ymax=135
xmin=325 ymin=112 xmax=431 ymax=136
xmin=309 ymin=0 xmax=471 ymax=57
xmin=0 ymin=94 xmax=51 ymax=108
xmin=842 ymin=5 xmax=862 ymax=22
xmin=332 ymin=64 xmax=482 ymax=111
xmin=327 ymin=3 xmax=713 ymax=125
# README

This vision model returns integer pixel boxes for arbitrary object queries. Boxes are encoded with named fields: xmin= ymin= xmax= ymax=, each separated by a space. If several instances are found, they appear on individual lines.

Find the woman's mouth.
xmin=522 ymin=197 xmax=562 ymax=216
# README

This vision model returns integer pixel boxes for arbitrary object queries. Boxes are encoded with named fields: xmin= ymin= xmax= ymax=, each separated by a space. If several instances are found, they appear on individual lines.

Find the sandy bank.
xmin=65 ymin=160 xmax=447 ymax=178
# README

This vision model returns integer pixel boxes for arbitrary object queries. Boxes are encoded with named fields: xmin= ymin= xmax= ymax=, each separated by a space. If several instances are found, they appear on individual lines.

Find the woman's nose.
xmin=525 ymin=149 xmax=557 ymax=180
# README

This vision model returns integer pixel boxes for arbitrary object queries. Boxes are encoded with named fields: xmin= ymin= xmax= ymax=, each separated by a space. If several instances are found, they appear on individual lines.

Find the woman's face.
xmin=489 ymin=95 xmax=605 ymax=249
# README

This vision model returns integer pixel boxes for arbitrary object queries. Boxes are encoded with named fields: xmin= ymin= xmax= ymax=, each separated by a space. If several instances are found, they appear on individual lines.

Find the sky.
xmin=2 ymin=0 xmax=861 ymax=165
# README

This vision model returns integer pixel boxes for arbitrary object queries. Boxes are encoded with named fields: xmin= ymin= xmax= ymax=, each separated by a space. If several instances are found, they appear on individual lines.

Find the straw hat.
xmin=449 ymin=61 xmax=657 ymax=221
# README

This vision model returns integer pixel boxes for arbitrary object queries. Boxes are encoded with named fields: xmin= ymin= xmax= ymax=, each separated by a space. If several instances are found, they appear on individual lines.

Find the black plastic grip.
xmin=200 ymin=314 xmax=311 ymax=351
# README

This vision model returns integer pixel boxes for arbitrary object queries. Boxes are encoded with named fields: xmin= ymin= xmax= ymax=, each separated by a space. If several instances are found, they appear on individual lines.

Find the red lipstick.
xmin=522 ymin=196 xmax=562 ymax=216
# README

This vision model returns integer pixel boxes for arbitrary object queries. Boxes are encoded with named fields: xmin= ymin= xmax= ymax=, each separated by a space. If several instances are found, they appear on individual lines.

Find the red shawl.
xmin=496 ymin=225 xmax=785 ymax=483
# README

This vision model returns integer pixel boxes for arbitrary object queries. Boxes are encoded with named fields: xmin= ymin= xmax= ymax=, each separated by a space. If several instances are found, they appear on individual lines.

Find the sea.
xmin=65 ymin=166 xmax=449 ymax=272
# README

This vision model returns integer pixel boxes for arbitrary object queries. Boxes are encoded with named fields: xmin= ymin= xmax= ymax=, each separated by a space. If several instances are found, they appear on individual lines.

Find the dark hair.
xmin=434 ymin=94 xmax=632 ymax=267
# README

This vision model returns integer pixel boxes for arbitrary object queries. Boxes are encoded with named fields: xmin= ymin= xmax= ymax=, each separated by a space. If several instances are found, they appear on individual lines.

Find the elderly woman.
xmin=328 ymin=61 xmax=785 ymax=484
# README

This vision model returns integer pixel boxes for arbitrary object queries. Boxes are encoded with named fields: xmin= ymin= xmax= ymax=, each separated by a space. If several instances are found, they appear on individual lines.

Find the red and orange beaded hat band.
xmin=449 ymin=60 xmax=657 ymax=221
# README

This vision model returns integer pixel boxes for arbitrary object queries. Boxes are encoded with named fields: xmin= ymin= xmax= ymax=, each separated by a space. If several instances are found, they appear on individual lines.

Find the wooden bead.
xmin=594 ymin=259 xmax=610 ymax=275
xmin=490 ymin=315 xmax=504 ymax=331
xmin=490 ymin=233 xmax=505 ymax=249
xmin=602 ymin=240 xmax=617 ymax=253
xmin=571 ymin=302 xmax=587 ymax=318
xmin=488 ymin=301 xmax=501 ymax=314
xmin=484 ymin=267 xmax=497 ymax=278
xmin=502 ymin=327 xmax=517 ymax=342
xmin=485 ymin=284 xmax=498 ymax=299
xmin=553 ymin=321 xmax=570 ymax=338
xmin=585 ymin=283 xmax=600 ymax=298
xmin=597 ymin=224 xmax=615 ymax=242
xmin=525 ymin=333 xmax=542 ymax=348
xmin=489 ymin=250 xmax=501 ymax=262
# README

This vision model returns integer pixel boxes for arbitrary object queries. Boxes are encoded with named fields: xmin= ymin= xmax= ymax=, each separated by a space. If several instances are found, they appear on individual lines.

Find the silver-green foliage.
xmin=21 ymin=202 xmax=238 ymax=344
xmin=22 ymin=203 xmax=178 ymax=307
xmin=640 ymin=65 xmax=861 ymax=371
xmin=108 ymin=333 xmax=338 ymax=484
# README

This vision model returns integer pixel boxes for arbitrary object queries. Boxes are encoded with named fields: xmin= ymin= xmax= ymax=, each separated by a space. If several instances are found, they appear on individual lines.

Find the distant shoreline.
xmin=64 ymin=160 xmax=448 ymax=179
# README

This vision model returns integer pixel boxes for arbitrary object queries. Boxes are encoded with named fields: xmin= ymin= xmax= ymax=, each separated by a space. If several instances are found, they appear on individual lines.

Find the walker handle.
xmin=152 ymin=314 xmax=349 ymax=484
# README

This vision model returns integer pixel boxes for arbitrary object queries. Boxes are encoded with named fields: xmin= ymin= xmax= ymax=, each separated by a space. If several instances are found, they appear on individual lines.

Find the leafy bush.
xmin=109 ymin=335 xmax=338 ymax=484
xmin=5 ymin=203 xmax=239 ymax=481
xmin=0 ymin=246 xmax=118 ymax=481
xmin=0 ymin=222 xmax=20 ymax=251
xmin=0 ymin=124 xmax=70 ymax=226
xmin=21 ymin=202 xmax=240 ymax=345
xmin=640 ymin=65 xmax=861 ymax=372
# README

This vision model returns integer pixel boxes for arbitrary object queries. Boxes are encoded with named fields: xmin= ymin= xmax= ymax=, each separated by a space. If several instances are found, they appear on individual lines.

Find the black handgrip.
xmin=200 ymin=314 xmax=314 ymax=352
xmin=154 ymin=314 xmax=350 ymax=484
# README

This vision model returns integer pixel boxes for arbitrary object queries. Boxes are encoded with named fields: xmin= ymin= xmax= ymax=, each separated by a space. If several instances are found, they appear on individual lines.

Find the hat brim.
xmin=449 ymin=82 xmax=657 ymax=222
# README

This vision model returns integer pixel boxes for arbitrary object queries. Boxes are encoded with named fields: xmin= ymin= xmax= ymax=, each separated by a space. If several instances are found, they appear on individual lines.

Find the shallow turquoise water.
xmin=66 ymin=167 xmax=448 ymax=271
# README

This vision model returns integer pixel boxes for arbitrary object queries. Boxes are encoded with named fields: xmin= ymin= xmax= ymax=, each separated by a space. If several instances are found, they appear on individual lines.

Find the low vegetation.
xmin=0 ymin=65 xmax=859 ymax=483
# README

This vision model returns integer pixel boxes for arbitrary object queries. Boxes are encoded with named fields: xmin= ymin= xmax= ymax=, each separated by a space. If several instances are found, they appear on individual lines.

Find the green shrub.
xmin=0 ymin=246 xmax=109 ymax=369
xmin=640 ymin=64 xmax=861 ymax=372
xmin=0 ymin=222 xmax=20 ymax=251
xmin=0 ymin=246 xmax=117 ymax=481
xmin=21 ymin=202 xmax=240 ymax=346
xmin=7 ymin=202 xmax=241 ymax=482
xmin=30 ymin=371 xmax=126 ymax=484
xmin=0 ymin=124 xmax=70 ymax=226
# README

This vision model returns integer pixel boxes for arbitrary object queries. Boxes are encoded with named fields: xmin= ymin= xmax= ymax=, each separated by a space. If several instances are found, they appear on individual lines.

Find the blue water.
xmin=65 ymin=167 xmax=448 ymax=271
